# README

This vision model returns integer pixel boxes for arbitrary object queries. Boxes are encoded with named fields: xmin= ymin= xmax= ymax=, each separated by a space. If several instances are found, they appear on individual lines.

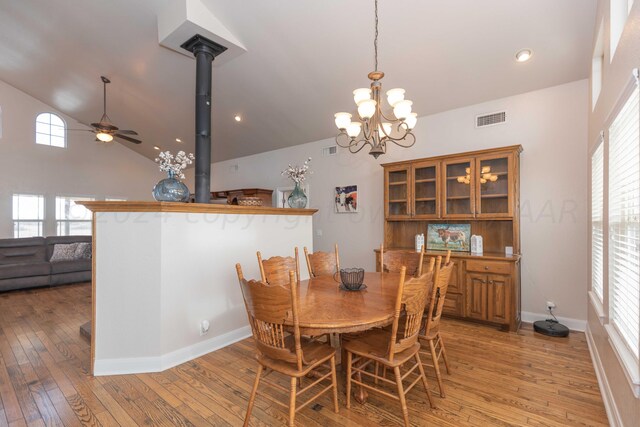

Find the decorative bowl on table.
xmin=339 ymin=268 xmax=366 ymax=291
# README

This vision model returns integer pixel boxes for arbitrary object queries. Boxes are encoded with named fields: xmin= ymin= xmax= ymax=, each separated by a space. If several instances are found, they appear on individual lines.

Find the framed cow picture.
xmin=426 ymin=223 xmax=471 ymax=252
xmin=334 ymin=185 xmax=358 ymax=213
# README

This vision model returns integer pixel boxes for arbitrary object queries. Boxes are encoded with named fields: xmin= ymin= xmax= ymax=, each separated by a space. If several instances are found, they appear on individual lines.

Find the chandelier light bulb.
xmin=346 ymin=122 xmax=362 ymax=138
xmin=393 ymin=100 xmax=413 ymax=120
xmin=334 ymin=112 xmax=352 ymax=130
xmin=357 ymin=99 xmax=377 ymax=119
xmin=353 ymin=88 xmax=372 ymax=105
xmin=481 ymin=178 xmax=487 ymax=184
xmin=386 ymin=88 xmax=406 ymax=107
xmin=404 ymin=113 xmax=417 ymax=129
xmin=490 ymin=175 xmax=498 ymax=182
xmin=379 ymin=122 xmax=392 ymax=136
xmin=483 ymin=173 xmax=492 ymax=180
xmin=481 ymin=166 xmax=491 ymax=174
xmin=457 ymin=177 xmax=465 ymax=183
xmin=96 ymin=132 xmax=113 ymax=142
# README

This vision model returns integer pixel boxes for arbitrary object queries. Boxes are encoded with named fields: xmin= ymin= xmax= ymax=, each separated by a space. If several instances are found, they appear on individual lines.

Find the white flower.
xmin=155 ymin=150 xmax=195 ymax=179
xmin=281 ymin=157 xmax=312 ymax=183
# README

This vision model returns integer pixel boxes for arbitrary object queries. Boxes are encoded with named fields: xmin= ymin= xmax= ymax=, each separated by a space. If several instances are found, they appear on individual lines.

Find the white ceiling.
xmin=0 ymin=0 xmax=596 ymax=162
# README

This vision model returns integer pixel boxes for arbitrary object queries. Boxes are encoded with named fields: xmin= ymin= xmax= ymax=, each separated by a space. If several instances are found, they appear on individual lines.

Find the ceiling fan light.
xmin=334 ymin=112 xmax=352 ymax=130
xmin=353 ymin=88 xmax=372 ymax=105
xmin=346 ymin=122 xmax=362 ymax=138
xmin=96 ymin=132 xmax=113 ymax=142
xmin=357 ymin=99 xmax=377 ymax=119
xmin=393 ymin=100 xmax=413 ymax=120
xmin=386 ymin=88 xmax=405 ymax=107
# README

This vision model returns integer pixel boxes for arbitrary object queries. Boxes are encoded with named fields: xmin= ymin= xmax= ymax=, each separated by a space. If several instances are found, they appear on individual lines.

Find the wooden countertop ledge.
xmin=78 ymin=201 xmax=318 ymax=216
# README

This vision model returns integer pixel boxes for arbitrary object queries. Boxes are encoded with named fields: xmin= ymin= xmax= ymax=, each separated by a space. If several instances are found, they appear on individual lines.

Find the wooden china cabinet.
xmin=377 ymin=145 xmax=522 ymax=331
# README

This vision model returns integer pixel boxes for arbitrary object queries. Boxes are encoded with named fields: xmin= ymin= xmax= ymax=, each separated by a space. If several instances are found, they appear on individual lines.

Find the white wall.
xmin=187 ymin=79 xmax=588 ymax=323
xmin=0 ymin=79 xmax=158 ymax=238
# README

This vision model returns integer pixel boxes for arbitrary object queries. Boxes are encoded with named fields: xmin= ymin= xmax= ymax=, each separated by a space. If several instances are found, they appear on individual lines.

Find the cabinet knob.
xmin=484 ymin=266 xmax=489 ymax=270
xmin=489 ymin=280 xmax=494 ymax=285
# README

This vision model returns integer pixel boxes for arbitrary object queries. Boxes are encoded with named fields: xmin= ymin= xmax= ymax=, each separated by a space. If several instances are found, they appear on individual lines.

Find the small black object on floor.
xmin=534 ymin=319 xmax=570 ymax=337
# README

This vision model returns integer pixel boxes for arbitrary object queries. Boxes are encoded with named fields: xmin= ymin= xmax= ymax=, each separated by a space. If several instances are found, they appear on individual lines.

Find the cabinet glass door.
xmin=443 ymin=159 xmax=475 ymax=218
xmin=386 ymin=166 xmax=411 ymax=218
xmin=412 ymin=161 xmax=439 ymax=218
xmin=476 ymin=154 xmax=512 ymax=217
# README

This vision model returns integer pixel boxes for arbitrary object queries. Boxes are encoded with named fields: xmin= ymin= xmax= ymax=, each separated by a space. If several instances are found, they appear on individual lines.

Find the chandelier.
xmin=457 ymin=166 xmax=499 ymax=184
xmin=333 ymin=0 xmax=417 ymax=159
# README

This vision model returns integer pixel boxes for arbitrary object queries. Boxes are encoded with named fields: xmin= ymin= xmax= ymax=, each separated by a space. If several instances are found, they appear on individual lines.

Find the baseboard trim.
xmin=94 ymin=326 xmax=252 ymax=376
xmin=585 ymin=324 xmax=623 ymax=427
xmin=520 ymin=311 xmax=586 ymax=332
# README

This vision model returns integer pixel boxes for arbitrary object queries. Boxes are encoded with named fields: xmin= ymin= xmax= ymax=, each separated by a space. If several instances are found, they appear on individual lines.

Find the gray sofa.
xmin=0 ymin=236 xmax=91 ymax=292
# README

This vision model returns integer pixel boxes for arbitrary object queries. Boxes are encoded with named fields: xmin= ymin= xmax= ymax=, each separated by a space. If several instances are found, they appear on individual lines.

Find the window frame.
xmin=603 ymin=72 xmax=640 ymax=398
xmin=35 ymin=112 xmax=66 ymax=148
xmin=55 ymin=196 xmax=94 ymax=236
xmin=590 ymin=133 xmax=606 ymax=323
xmin=12 ymin=193 xmax=45 ymax=238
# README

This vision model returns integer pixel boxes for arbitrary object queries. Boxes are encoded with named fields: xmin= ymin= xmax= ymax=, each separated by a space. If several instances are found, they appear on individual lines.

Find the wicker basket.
xmin=237 ymin=196 xmax=263 ymax=207
xmin=339 ymin=268 xmax=365 ymax=290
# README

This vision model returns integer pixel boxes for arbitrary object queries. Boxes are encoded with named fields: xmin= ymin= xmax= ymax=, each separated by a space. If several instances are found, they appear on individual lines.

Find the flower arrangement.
xmin=281 ymin=157 xmax=312 ymax=183
xmin=154 ymin=150 xmax=195 ymax=179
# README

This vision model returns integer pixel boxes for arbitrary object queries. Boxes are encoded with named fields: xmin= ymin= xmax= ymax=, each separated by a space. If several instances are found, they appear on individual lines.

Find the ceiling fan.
xmin=71 ymin=76 xmax=142 ymax=144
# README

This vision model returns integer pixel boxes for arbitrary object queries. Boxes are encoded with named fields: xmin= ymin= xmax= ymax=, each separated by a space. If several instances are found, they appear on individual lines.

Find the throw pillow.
xmin=75 ymin=242 xmax=92 ymax=260
xmin=49 ymin=243 xmax=79 ymax=262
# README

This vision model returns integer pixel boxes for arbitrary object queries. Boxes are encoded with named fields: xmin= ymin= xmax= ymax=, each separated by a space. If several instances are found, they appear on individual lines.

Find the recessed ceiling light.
xmin=153 ymin=145 xmax=160 ymax=150
xmin=175 ymin=138 xmax=182 ymax=143
xmin=515 ymin=49 xmax=533 ymax=62
xmin=234 ymin=115 xmax=242 ymax=122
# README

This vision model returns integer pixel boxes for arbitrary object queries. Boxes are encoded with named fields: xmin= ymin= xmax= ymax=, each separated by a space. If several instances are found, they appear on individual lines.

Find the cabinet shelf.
xmin=388 ymin=199 xmax=407 ymax=203
xmin=415 ymin=197 xmax=436 ymax=202
xmin=481 ymin=193 xmax=509 ymax=199
xmin=389 ymin=181 xmax=407 ymax=186
xmin=414 ymin=178 xmax=436 ymax=183
xmin=446 ymin=195 xmax=471 ymax=200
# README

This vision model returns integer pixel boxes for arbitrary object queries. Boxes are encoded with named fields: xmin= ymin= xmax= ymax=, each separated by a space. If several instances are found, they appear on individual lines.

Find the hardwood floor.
xmin=0 ymin=283 xmax=608 ymax=426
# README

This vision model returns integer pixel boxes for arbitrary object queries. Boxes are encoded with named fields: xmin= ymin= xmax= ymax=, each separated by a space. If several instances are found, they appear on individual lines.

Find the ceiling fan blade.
xmin=117 ymin=129 xmax=138 ymax=135
xmin=91 ymin=122 xmax=118 ymax=131
xmin=115 ymin=133 xmax=142 ymax=144
xmin=67 ymin=129 xmax=95 ymax=132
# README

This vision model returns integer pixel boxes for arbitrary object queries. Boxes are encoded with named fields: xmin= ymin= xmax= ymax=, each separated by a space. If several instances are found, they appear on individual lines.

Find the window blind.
xmin=592 ymin=142 xmax=604 ymax=301
xmin=609 ymin=83 xmax=640 ymax=358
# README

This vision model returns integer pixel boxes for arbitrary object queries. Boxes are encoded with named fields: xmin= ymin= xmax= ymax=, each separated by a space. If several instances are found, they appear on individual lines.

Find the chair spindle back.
xmin=304 ymin=244 xmax=340 ymax=277
xmin=257 ymin=247 xmax=300 ymax=286
xmin=423 ymin=257 xmax=455 ymax=337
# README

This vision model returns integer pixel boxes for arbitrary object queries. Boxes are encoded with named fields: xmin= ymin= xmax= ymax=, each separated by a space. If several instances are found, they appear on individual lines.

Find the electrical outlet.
xmin=546 ymin=301 xmax=556 ymax=311
xmin=200 ymin=320 xmax=210 ymax=336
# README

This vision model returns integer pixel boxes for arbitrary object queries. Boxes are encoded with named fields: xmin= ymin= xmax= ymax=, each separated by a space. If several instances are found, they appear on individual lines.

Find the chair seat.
xmin=343 ymin=328 xmax=421 ymax=367
xmin=256 ymin=336 xmax=335 ymax=377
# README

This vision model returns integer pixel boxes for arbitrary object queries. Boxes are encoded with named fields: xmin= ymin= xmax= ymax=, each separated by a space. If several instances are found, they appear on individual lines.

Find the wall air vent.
xmin=322 ymin=146 xmax=337 ymax=156
xmin=476 ymin=111 xmax=506 ymax=128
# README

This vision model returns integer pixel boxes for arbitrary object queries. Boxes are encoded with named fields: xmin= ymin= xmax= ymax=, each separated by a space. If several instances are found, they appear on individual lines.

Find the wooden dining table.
xmin=290 ymin=271 xmax=407 ymax=404
xmin=295 ymin=272 xmax=402 ymax=337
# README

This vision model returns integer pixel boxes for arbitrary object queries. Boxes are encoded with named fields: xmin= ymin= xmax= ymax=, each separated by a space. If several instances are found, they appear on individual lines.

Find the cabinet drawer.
xmin=465 ymin=260 xmax=511 ymax=275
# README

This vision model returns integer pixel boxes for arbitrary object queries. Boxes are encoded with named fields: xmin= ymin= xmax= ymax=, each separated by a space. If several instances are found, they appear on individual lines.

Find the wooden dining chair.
xmin=257 ymin=247 xmax=300 ymax=286
xmin=379 ymin=244 xmax=425 ymax=277
xmin=419 ymin=256 xmax=455 ymax=398
xmin=236 ymin=267 xmax=339 ymax=427
xmin=304 ymin=244 xmax=340 ymax=278
xmin=343 ymin=267 xmax=435 ymax=427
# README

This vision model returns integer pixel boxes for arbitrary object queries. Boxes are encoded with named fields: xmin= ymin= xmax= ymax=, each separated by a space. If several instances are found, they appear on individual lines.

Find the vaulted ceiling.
xmin=0 ymin=0 xmax=596 ymax=162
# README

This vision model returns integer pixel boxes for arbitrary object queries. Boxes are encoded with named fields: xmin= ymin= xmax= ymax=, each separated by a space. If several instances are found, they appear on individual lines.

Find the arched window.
xmin=35 ymin=112 xmax=66 ymax=147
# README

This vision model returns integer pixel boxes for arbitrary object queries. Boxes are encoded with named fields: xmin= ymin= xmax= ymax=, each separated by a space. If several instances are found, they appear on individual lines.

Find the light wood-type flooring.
xmin=0 ymin=283 xmax=608 ymax=426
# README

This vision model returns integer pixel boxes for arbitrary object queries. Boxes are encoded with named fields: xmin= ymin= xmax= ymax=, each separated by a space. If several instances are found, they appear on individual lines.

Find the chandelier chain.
xmin=374 ymin=0 xmax=378 ymax=72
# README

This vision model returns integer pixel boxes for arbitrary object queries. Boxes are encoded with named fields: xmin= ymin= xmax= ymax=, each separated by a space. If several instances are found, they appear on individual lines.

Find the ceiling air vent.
xmin=476 ymin=111 xmax=506 ymax=128
xmin=322 ymin=146 xmax=337 ymax=156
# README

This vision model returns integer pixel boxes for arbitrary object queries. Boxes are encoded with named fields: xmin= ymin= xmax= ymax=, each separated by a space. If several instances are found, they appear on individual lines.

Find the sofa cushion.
xmin=45 ymin=236 xmax=91 ymax=260
xmin=75 ymin=242 xmax=92 ymax=260
xmin=0 ymin=237 xmax=46 ymax=265
xmin=50 ymin=259 xmax=91 ymax=274
xmin=50 ymin=243 xmax=79 ymax=262
xmin=0 ymin=262 xmax=50 ymax=280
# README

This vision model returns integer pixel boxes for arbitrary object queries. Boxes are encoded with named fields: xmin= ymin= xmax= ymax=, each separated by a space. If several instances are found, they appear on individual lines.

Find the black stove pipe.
xmin=181 ymin=35 xmax=227 ymax=204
